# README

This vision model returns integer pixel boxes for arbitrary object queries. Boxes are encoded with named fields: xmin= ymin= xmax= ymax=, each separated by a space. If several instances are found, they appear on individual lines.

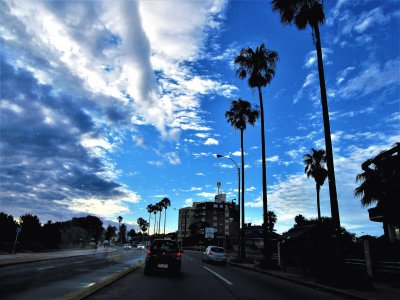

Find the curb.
xmin=62 ymin=260 xmax=145 ymax=300
xmin=228 ymin=262 xmax=368 ymax=300
xmin=0 ymin=249 xmax=118 ymax=268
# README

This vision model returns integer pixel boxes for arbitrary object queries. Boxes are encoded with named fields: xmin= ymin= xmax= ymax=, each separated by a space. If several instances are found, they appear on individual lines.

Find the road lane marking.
xmin=37 ymin=266 xmax=56 ymax=270
xmin=75 ymin=261 xmax=85 ymax=264
xmin=203 ymin=266 xmax=233 ymax=286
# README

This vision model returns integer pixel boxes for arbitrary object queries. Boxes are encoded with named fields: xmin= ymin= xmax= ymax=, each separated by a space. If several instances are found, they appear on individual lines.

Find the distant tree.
xmin=127 ymin=229 xmax=137 ymax=241
xmin=235 ymin=43 xmax=278 ymax=262
xmin=42 ymin=220 xmax=61 ymax=249
xmin=0 ymin=212 xmax=17 ymax=243
xmin=19 ymin=214 xmax=43 ymax=250
xmin=118 ymin=223 xmax=127 ymax=244
xmin=147 ymin=204 xmax=154 ymax=235
xmin=304 ymin=148 xmax=328 ymax=222
xmin=117 ymin=216 xmax=123 ymax=244
xmin=294 ymin=214 xmax=307 ymax=227
xmin=137 ymin=217 xmax=149 ymax=234
xmin=105 ymin=225 xmax=117 ymax=241
xmin=71 ymin=216 xmax=104 ymax=243
xmin=272 ymin=0 xmax=340 ymax=229
xmin=160 ymin=198 xmax=171 ymax=234
xmin=267 ymin=211 xmax=277 ymax=233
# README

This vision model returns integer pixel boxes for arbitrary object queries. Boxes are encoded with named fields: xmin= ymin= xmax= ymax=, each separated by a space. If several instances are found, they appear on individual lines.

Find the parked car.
xmin=137 ymin=244 xmax=145 ymax=250
xmin=203 ymin=246 xmax=227 ymax=265
xmin=123 ymin=244 xmax=132 ymax=250
xmin=144 ymin=239 xmax=181 ymax=275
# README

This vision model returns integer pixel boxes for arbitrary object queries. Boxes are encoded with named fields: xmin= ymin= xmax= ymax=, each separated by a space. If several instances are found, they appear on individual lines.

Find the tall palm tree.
xmin=146 ymin=204 xmax=153 ymax=235
xmin=225 ymin=98 xmax=259 ymax=258
xmin=152 ymin=205 xmax=158 ymax=235
xmin=117 ymin=216 xmax=123 ymax=244
xmin=156 ymin=202 xmax=163 ymax=235
xmin=160 ymin=197 xmax=171 ymax=235
xmin=304 ymin=148 xmax=328 ymax=222
xmin=272 ymin=0 xmax=340 ymax=229
xmin=235 ymin=44 xmax=278 ymax=262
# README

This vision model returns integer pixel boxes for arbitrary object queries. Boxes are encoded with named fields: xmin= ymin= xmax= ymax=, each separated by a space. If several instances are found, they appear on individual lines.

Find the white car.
xmin=137 ymin=244 xmax=145 ymax=250
xmin=203 ymin=246 xmax=227 ymax=265
xmin=123 ymin=244 xmax=132 ymax=250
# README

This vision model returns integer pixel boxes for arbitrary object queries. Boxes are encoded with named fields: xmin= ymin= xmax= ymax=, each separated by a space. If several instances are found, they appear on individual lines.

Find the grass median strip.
xmin=62 ymin=260 xmax=144 ymax=300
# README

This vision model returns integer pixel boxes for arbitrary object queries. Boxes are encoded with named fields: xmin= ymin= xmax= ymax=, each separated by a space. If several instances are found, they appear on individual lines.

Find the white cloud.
xmin=266 ymin=155 xmax=279 ymax=162
xmin=196 ymin=192 xmax=215 ymax=198
xmin=304 ymin=48 xmax=332 ymax=68
xmin=196 ymin=172 xmax=205 ymax=176
xmin=204 ymin=138 xmax=219 ymax=145
xmin=165 ymin=152 xmax=181 ymax=165
xmin=148 ymin=160 xmax=164 ymax=167
xmin=246 ymin=186 xmax=256 ymax=192
xmin=338 ymin=59 xmax=400 ymax=99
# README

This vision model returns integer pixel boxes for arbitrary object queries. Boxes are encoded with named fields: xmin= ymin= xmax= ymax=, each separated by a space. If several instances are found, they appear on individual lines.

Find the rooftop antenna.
xmin=217 ymin=181 xmax=221 ymax=195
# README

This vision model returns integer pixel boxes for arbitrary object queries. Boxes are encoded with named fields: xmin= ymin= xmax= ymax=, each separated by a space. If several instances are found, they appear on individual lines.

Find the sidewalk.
xmin=228 ymin=261 xmax=400 ymax=300
xmin=0 ymin=247 xmax=117 ymax=267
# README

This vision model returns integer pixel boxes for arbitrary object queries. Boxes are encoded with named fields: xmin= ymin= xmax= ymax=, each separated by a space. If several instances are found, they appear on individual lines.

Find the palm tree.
xmin=160 ymin=197 xmax=171 ymax=235
xmin=117 ymin=216 xmax=123 ymax=244
xmin=272 ymin=0 xmax=340 ymax=229
xmin=152 ymin=205 xmax=158 ymax=235
xmin=304 ymin=148 xmax=328 ymax=222
xmin=235 ymin=44 xmax=278 ymax=262
xmin=225 ymin=98 xmax=259 ymax=258
xmin=355 ymin=143 xmax=400 ymax=231
xmin=156 ymin=202 xmax=163 ymax=235
xmin=146 ymin=204 xmax=153 ymax=235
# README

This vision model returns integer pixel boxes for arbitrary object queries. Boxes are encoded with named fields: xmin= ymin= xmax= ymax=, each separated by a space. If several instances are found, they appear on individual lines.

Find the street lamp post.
xmin=216 ymin=154 xmax=241 ymax=257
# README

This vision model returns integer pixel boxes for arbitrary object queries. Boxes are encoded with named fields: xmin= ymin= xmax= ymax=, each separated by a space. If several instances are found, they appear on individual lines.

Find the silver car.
xmin=202 ymin=246 xmax=227 ymax=265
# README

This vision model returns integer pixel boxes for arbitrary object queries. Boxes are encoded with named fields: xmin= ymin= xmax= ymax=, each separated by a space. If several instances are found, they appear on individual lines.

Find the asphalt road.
xmin=0 ymin=248 xmax=146 ymax=300
xmin=87 ymin=252 xmax=345 ymax=300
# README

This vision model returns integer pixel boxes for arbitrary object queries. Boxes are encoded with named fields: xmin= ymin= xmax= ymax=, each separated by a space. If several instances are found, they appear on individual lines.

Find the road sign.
xmin=205 ymin=227 xmax=215 ymax=239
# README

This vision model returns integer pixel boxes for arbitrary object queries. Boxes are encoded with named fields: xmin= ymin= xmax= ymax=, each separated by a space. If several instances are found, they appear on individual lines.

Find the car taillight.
xmin=207 ymin=251 xmax=212 ymax=255
xmin=147 ymin=249 xmax=151 ymax=256
xmin=176 ymin=252 xmax=181 ymax=258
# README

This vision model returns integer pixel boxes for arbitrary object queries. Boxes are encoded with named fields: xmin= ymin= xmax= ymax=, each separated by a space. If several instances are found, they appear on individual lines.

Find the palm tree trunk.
xmin=148 ymin=213 xmax=151 ymax=235
xmin=314 ymin=24 xmax=340 ymax=230
xmin=153 ymin=213 xmax=157 ymax=235
xmin=240 ymin=128 xmax=246 ymax=258
xmin=164 ymin=208 xmax=167 ymax=235
xmin=258 ymin=86 xmax=269 ymax=262
xmin=158 ymin=211 xmax=162 ymax=235
xmin=316 ymin=184 xmax=321 ymax=222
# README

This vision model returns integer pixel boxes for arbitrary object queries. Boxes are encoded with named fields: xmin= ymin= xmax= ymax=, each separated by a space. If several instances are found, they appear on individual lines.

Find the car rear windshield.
xmin=210 ymin=247 xmax=224 ymax=253
xmin=151 ymin=240 xmax=179 ymax=252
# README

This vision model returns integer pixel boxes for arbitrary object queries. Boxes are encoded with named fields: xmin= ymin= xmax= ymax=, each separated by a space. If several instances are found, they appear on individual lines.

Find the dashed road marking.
xmin=203 ymin=266 xmax=233 ymax=286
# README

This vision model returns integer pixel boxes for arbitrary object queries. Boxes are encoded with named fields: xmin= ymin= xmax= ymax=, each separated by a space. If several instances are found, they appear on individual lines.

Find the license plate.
xmin=158 ymin=263 xmax=168 ymax=268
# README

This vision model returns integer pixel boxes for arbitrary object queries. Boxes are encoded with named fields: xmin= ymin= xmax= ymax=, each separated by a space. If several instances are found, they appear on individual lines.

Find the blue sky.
xmin=1 ymin=0 xmax=399 ymax=236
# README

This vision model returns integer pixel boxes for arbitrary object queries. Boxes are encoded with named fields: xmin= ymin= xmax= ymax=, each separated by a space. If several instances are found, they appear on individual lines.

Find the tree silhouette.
xmin=304 ymin=148 xmax=328 ymax=222
xmin=156 ymin=202 xmax=163 ymax=235
xmin=117 ymin=216 xmax=123 ymax=244
xmin=119 ymin=223 xmax=127 ymax=244
xmin=147 ymin=204 xmax=153 ymax=235
xmin=267 ymin=211 xmax=277 ymax=233
xmin=105 ymin=224 xmax=117 ymax=241
xmin=272 ymin=0 xmax=340 ymax=229
xmin=160 ymin=197 xmax=171 ymax=235
xmin=225 ymin=98 xmax=259 ymax=258
xmin=235 ymin=43 xmax=278 ymax=262
xmin=152 ymin=204 xmax=158 ymax=235
xmin=355 ymin=143 xmax=400 ymax=226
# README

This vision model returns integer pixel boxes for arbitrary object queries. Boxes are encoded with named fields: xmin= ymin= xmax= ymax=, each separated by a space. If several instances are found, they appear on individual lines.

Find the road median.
xmin=62 ymin=260 xmax=145 ymax=300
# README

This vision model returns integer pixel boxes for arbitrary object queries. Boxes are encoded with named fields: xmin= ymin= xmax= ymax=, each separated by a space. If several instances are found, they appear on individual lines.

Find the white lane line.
xmin=203 ymin=266 xmax=233 ymax=286
xmin=37 ymin=266 xmax=56 ymax=270
xmin=75 ymin=261 xmax=85 ymax=264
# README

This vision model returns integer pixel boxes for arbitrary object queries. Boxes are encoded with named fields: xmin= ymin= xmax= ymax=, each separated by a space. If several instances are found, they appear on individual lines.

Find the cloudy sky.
xmin=1 ymin=0 xmax=399 ymax=236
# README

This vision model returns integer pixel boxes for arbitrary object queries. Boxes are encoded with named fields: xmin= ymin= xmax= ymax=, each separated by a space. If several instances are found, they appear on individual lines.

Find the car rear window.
xmin=210 ymin=247 xmax=224 ymax=253
xmin=151 ymin=240 xmax=179 ymax=252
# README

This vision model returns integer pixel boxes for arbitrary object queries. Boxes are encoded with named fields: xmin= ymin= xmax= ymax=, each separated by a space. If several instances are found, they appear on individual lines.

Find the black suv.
xmin=144 ymin=239 xmax=182 ymax=275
